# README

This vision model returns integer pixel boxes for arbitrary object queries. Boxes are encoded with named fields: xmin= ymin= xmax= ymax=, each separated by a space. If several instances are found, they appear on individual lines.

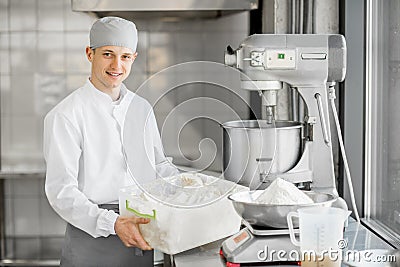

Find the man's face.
xmin=86 ymin=46 xmax=137 ymax=92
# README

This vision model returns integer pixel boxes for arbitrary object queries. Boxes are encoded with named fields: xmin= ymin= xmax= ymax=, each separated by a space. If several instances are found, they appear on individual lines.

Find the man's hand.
xmin=114 ymin=216 xmax=152 ymax=250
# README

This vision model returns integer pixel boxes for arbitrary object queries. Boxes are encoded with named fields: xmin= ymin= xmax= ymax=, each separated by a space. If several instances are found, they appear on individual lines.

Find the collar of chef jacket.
xmin=84 ymin=78 xmax=134 ymax=140
xmin=86 ymin=77 xmax=128 ymax=102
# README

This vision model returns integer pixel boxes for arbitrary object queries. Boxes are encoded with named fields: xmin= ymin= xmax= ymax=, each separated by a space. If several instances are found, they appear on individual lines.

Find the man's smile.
xmin=106 ymin=71 xmax=123 ymax=77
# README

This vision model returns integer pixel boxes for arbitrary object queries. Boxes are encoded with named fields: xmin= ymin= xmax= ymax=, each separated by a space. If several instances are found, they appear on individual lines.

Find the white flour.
xmin=255 ymin=178 xmax=314 ymax=205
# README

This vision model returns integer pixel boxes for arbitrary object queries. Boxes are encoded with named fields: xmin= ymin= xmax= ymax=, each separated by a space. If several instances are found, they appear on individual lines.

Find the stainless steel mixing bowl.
xmin=222 ymin=120 xmax=302 ymax=190
xmin=228 ymin=190 xmax=337 ymax=229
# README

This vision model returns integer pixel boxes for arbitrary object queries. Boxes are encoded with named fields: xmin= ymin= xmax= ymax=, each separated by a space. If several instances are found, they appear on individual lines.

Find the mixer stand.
xmin=221 ymin=221 xmax=300 ymax=265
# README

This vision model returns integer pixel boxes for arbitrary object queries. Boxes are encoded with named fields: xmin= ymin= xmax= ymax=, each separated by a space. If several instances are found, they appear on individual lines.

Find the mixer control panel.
xmin=264 ymin=49 xmax=296 ymax=69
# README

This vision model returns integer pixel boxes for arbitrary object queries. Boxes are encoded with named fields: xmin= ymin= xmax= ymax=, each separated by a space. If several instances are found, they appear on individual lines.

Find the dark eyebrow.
xmin=101 ymin=49 xmax=133 ymax=56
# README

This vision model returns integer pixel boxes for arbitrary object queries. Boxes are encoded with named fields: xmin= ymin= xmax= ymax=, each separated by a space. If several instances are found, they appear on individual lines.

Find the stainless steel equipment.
xmin=228 ymin=190 xmax=337 ymax=228
xmin=223 ymin=34 xmax=346 ymax=196
xmin=71 ymin=0 xmax=258 ymax=20
xmin=221 ymin=191 xmax=340 ymax=266
xmin=221 ymin=190 xmax=337 ymax=264
xmin=222 ymin=120 xmax=303 ymax=189
xmin=221 ymin=34 xmax=348 ymax=265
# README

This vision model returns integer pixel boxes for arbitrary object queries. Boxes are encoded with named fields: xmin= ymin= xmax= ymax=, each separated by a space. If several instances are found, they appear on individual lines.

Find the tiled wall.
xmin=0 ymin=0 xmax=249 ymax=260
xmin=3 ymin=177 xmax=66 ymax=259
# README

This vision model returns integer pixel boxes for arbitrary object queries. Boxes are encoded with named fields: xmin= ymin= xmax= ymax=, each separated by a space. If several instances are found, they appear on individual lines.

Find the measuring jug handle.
xmin=286 ymin=211 xmax=300 ymax=247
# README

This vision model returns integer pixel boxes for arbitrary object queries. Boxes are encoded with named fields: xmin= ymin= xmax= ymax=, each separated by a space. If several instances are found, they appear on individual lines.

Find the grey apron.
xmin=60 ymin=204 xmax=154 ymax=267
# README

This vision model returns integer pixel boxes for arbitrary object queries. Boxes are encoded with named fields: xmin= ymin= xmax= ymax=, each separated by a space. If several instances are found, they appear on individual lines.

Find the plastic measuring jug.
xmin=287 ymin=207 xmax=351 ymax=266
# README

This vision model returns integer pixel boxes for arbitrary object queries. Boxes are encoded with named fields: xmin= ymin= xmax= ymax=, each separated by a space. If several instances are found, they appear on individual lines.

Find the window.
xmin=364 ymin=0 xmax=400 ymax=247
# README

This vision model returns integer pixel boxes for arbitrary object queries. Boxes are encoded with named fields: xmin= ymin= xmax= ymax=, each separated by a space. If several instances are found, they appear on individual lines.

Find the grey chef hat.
xmin=90 ymin=16 xmax=138 ymax=52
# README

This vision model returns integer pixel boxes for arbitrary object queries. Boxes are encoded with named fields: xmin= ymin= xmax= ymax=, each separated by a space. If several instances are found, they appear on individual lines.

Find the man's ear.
xmin=86 ymin=46 xmax=93 ymax=62
xmin=132 ymin=52 xmax=138 ymax=62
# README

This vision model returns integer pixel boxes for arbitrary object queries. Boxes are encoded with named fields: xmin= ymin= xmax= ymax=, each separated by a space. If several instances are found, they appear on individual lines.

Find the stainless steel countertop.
xmin=173 ymin=218 xmax=394 ymax=267
xmin=0 ymin=171 xmax=45 ymax=179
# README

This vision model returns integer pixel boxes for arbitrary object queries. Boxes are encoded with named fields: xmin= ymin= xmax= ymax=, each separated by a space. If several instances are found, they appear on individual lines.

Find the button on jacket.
xmin=44 ymin=79 xmax=177 ymax=238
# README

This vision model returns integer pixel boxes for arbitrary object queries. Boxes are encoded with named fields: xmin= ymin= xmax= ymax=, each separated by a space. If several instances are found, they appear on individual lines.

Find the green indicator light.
xmin=278 ymin=53 xmax=285 ymax=59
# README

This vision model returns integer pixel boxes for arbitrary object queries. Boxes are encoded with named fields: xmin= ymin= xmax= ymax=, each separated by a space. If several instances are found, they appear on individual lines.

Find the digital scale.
xmin=221 ymin=221 xmax=300 ymax=266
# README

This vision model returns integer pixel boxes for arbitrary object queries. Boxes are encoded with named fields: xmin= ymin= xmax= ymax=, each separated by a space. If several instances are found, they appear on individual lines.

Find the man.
xmin=44 ymin=17 xmax=177 ymax=266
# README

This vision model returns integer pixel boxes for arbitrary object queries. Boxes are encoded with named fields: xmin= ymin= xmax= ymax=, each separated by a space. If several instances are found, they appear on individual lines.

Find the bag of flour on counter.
xmin=119 ymin=172 xmax=248 ymax=255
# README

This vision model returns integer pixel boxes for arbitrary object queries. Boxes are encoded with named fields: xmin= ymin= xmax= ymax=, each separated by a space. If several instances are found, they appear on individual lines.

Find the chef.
xmin=43 ymin=16 xmax=178 ymax=266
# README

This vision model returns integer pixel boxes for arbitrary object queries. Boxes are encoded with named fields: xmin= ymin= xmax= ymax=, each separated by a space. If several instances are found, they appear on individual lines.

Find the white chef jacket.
xmin=44 ymin=79 xmax=178 ymax=238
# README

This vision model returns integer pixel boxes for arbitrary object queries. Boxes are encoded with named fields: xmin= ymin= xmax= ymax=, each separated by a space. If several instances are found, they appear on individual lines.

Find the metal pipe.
xmin=299 ymin=0 xmax=304 ymax=33
xmin=303 ymin=0 xmax=314 ymax=33
xmin=0 ymin=84 xmax=3 ymax=261
xmin=312 ymin=0 xmax=317 ymax=33
xmin=291 ymin=0 xmax=296 ymax=33
xmin=0 ymin=180 xmax=4 ymax=261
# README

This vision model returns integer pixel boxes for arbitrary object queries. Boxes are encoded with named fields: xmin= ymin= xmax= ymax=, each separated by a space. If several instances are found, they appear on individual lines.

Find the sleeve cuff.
xmin=97 ymin=210 xmax=119 ymax=236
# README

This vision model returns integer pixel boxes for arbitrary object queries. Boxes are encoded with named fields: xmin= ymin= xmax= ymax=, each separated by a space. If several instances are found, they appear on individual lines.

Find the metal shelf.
xmin=0 ymin=172 xmax=45 ymax=180
xmin=0 ymin=259 xmax=60 ymax=267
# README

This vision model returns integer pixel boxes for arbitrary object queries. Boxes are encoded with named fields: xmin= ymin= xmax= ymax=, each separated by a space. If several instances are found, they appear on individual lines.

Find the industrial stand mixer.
xmin=221 ymin=34 xmax=355 ymax=266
